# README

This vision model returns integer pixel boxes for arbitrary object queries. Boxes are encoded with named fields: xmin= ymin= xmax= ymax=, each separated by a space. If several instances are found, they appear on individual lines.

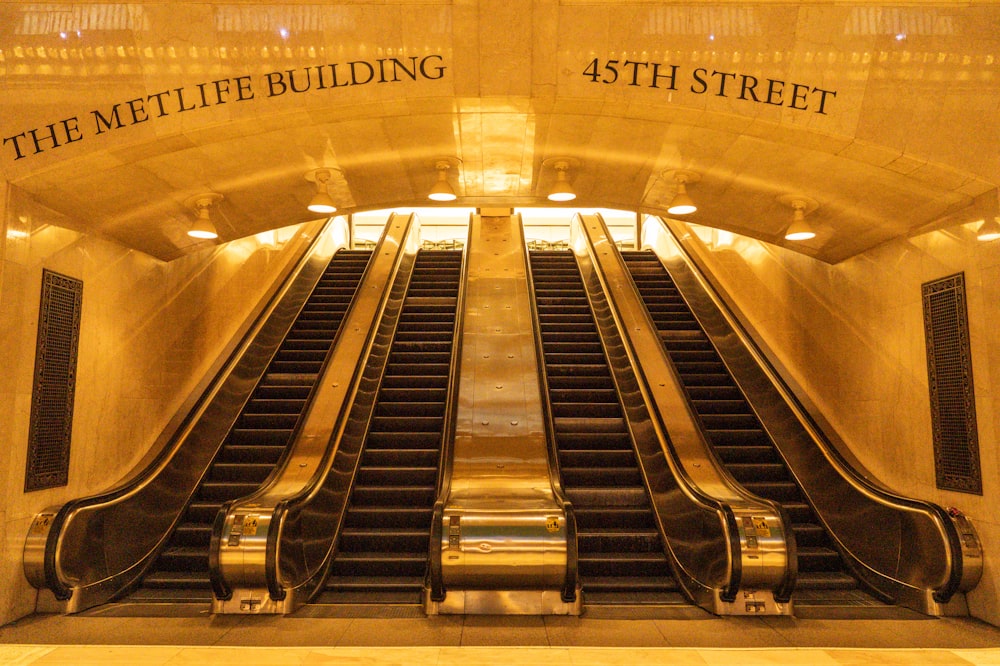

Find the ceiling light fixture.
xmin=544 ymin=157 xmax=578 ymax=202
xmin=664 ymin=170 xmax=700 ymax=215
xmin=186 ymin=193 xmax=222 ymax=240
xmin=305 ymin=168 xmax=338 ymax=214
xmin=779 ymin=195 xmax=818 ymax=241
xmin=977 ymin=217 xmax=1000 ymax=242
xmin=428 ymin=159 xmax=458 ymax=202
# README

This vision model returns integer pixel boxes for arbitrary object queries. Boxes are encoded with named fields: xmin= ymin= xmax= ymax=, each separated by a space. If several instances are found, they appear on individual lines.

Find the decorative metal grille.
xmin=25 ymin=269 xmax=83 ymax=491
xmin=922 ymin=272 xmax=982 ymax=494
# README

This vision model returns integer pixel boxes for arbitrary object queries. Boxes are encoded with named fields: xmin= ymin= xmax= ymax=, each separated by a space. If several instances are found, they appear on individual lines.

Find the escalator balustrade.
xmin=319 ymin=249 xmax=462 ymax=605
xmin=132 ymin=249 xmax=372 ymax=601
xmin=620 ymin=250 xmax=869 ymax=604
xmin=530 ymin=250 xmax=680 ymax=605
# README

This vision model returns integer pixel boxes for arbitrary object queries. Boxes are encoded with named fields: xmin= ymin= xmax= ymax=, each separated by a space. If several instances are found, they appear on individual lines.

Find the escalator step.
xmin=583 ymin=576 xmax=680 ymax=594
xmin=171 ymin=524 xmax=212 ymax=547
xmin=782 ymin=501 xmax=815 ymax=523
xmin=550 ymin=402 xmax=621 ymax=419
xmin=368 ymin=416 xmax=444 ymax=433
xmin=185 ymin=501 xmax=224 ymax=524
xmin=561 ymin=467 xmax=644 ymax=487
xmin=725 ymin=463 xmax=788 ymax=482
xmin=374 ymin=401 xmax=446 ymax=418
xmin=343 ymin=506 xmax=434 ymax=528
xmin=559 ymin=450 xmax=635 ymax=468
xmin=546 ymin=375 xmax=615 ymax=391
xmin=349 ymin=486 xmax=436 ymax=506
xmin=220 ymin=443 xmax=286 ymax=464
xmin=253 ymin=385 xmax=312 ymax=400
xmin=565 ymin=487 xmax=650 ymax=507
xmin=792 ymin=523 xmax=830 ymax=547
xmin=362 ymin=448 xmax=440 ymax=468
xmin=355 ymin=466 xmax=437 ymax=486
xmin=210 ymin=462 xmax=276 ymax=482
xmin=712 ymin=445 xmax=780 ymax=464
xmin=329 ymin=552 xmax=427 ymax=577
xmin=578 ymin=552 xmax=673 ymax=577
xmin=337 ymin=529 xmax=430 ymax=552
xmin=380 ymin=374 xmax=448 ymax=389
xmin=548 ymin=388 xmax=620 ymax=404
xmin=225 ymin=428 xmax=292 ymax=449
xmin=243 ymin=397 xmax=309 ymax=414
xmin=555 ymin=434 xmax=633 ymax=452
xmin=140 ymin=570 xmax=213 ymax=589
xmin=700 ymin=414 xmax=760 ymax=430
xmin=197 ymin=481 xmax=261 ymax=502
xmin=365 ymin=431 xmax=443 ymax=449
xmin=154 ymin=546 xmax=208 ymax=571
xmin=796 ymin=571 xmax=859 ymax=590
xmin=554 ymin=416 xmax=627 ymax=434
xmin=691 ymin=399 xmax=752 ymax=415
xmin=741 ymin=481 xmax=803 ymax=502
xmin=797 ymin=546 xmax=845 ymax=572
xmin=705 ymin=429 xmax=770 ymax=446
xmin=236 ymin=413 xmax=300 ymax=430
xmin=573 ymin=507 xmax=658 ymax=529
xmin=685 ymin=386 xmax=743 ymax=401
xmin=578 ymin=529 xmax=662 ymax=552
xmin=679 ymin=373 xmax=734 ymax=387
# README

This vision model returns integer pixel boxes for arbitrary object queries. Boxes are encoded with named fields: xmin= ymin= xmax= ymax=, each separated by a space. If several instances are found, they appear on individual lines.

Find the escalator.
xmin=529 ymin=250 xmax=681 ymax=606
xmin=318 ymin=249 xmax=462 ymax=605
xmin=130 ymin=249 xmax=372 ymax=602
xmin=620 ymin=250 xmax=876 ymax=607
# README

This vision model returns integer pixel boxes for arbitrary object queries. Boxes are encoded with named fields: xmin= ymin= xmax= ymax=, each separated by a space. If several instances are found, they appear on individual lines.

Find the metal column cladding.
xmin=433 ymin=213 xmax=574 ymax=615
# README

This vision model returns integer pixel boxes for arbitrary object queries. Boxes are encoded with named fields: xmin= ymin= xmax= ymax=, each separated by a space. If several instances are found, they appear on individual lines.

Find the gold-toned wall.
xmin=0 ymin=182 xmax=316 ymax=625
xmin=677 ymin=221 xmax=1000 ymax=625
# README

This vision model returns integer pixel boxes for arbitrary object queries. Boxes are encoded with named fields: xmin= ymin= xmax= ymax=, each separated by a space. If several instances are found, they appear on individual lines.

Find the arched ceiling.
xmin=2 ymin=1 xmax=998 ymax=263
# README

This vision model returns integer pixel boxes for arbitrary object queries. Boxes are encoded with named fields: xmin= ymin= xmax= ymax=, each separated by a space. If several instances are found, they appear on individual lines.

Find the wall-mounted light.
xmin=305 ymin=168 xmax=338 ymax=214
xmin=185 ymin=193 xmax=222 ymax=240
xmin=779 ymin=194 xmax=818 ymax=241
xmin=543 ymin=157 xmax=578 ymax=202
xmin=977 ymin=217 xmax=1000 ymax=242
xmin=664 ymin=169 xmax=700 ymax=215
xmin=428 ymin=159 xmax=458 ymax=202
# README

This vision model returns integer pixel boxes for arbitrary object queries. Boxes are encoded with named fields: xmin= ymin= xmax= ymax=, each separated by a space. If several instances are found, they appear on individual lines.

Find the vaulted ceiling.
xmin=2 ymin=1 xmax=998 ymax=262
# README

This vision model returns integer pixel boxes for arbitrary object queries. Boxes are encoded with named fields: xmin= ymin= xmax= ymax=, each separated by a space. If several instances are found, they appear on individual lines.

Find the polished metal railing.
xmin=646 ymin=215 xmax=982 ymax=613
xmin=23 ymin=218 xmax=340 ymax=613
xmin=211 ymin=213 xmax=421 ymax=613
xmin=571 ymin=213 xmax=795 ymax=615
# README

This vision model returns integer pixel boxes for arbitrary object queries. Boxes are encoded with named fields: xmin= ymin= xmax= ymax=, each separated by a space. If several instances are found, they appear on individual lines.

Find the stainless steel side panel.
xmin=214 ymin=213 xmax=421 ymax=613
xmin=646 ymin=215 xmax=983 ymax=612
xmin=429 ymin=214 xmax=576 ymax=615
xmin=22 ymin=218 xmax=345 ymax=613
xmin=572 ymin=213 xmax=793 ymax=615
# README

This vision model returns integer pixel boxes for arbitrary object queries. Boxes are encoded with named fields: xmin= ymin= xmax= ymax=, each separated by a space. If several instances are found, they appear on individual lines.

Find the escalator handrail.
xmin=209 ymin=245 xmax=377 ymax=601
xmin=651 ymin=215 xmax=975 ymax=603
xmin=427 ymin=221 xmax=473 ymax=603
xmin=211 ymin=213 xmax=420 ymax=605
xmin=24 ymin=218 xmax=339 ymax=606
xmin=571 ymin=214 xmax=740 ymax=600
xmin=523 ymin=246 xmax=579 ymax=604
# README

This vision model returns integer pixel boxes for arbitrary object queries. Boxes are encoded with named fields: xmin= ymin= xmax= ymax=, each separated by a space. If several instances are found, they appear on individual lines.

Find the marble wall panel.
xmin=680 ymin=220 xmax=1000 ymax=625
xmin=0 ymin=183 xmax=316 ymax=626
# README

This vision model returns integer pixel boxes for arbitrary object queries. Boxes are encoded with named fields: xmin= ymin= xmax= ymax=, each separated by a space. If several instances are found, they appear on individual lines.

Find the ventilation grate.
xmin=922 ymin=272 xmax=982 ymax=494
xmin=25 ymin=269 xmax=83 ymax=492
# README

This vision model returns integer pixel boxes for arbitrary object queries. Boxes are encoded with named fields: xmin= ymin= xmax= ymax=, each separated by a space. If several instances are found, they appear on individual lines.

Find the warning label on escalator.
xmin=243 ymin=514 xmax=259 ymax=537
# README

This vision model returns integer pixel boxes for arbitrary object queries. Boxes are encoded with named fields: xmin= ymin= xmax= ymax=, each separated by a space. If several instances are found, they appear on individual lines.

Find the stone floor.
xmin=2 ymin=607 xmax=1000 ymax=665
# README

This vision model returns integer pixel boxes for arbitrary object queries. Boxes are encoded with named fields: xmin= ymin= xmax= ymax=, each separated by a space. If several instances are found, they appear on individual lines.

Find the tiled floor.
xmin=2 ymin=609 xmax=1000 ymax=665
